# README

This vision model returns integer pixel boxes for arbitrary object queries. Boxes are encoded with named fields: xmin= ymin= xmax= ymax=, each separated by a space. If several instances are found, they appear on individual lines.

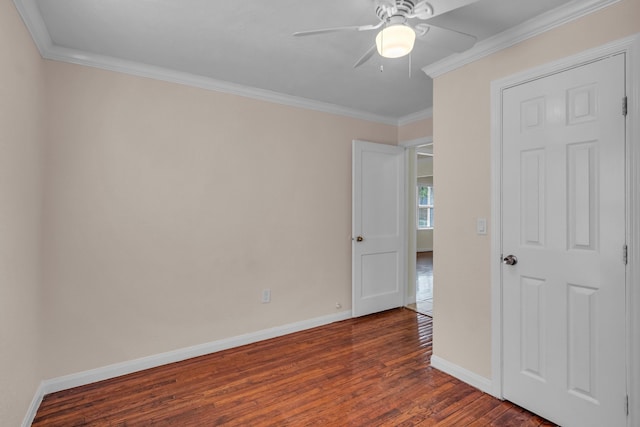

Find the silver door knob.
xmin=503 ymin=255 xmax=518 ymax=265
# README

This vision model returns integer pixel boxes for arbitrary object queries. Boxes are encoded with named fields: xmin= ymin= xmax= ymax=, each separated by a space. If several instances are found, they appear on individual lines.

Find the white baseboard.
xmin=417 ymin=248 xmax=433 ymax=252
xmin=430 ymin=355 xmax=494 ymax=396
xmin=22 ymin=382 xmax=45 ymax=427
xmin=22 ymin=310 xmax=352 ymax=426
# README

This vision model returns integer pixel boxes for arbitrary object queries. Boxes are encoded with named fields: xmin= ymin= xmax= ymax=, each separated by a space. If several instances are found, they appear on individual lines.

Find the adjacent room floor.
xmin=407 ymin=251 xmax=433 ymax=316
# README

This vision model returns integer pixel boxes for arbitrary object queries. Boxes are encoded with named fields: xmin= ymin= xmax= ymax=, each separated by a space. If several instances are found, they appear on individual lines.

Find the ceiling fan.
xmin=293 ymin=0 xmax=478 ymax=68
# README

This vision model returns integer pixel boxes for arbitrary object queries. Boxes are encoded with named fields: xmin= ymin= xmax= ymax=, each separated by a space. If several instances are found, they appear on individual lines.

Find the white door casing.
xmin=501 ymin=54 xmax=626 ymax=427
xmin=352 ymin=140 xmax=406 ymax=317
xmin=399 ymin=136 xmax=433 ymax=306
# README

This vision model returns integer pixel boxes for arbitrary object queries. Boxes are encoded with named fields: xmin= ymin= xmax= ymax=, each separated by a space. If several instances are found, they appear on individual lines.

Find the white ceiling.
xmin=18 ymin=0 xmax=576 ymax=123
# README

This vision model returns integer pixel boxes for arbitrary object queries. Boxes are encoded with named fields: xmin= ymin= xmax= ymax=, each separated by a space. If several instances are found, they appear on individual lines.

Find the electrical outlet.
xmin=262 ymin=289 xmax=271 ymax=303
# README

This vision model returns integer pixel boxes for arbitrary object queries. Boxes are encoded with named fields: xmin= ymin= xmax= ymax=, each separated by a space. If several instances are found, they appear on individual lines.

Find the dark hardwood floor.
xmin=33 ymin=309 xmax=554 ymax=426
xmin=416 ymin=251 xmax=433 ymax=279
xmin=408 ymin=252 xmax=434 ymax=316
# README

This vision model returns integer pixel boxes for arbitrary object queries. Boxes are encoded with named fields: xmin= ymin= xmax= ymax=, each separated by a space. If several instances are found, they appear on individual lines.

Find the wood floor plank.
xmin=32 ymin=309 xmax=553 ymax=426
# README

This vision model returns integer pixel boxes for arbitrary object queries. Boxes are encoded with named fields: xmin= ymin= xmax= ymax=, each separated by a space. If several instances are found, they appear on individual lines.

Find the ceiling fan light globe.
xmin=375 ymin=24 xmax=415 ymax=59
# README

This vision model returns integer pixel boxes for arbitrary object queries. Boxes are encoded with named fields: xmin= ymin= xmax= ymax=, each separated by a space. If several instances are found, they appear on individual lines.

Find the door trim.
xmin=400 ymin=137 xmax=433 ymax=306
xmin=489 ymin=33 xmax=640 ymax=425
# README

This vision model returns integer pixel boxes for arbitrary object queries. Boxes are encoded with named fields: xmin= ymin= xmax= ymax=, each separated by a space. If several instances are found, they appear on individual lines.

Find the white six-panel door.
xmin=502 ymin=54 xmax=627 ymax=427
xmin=352 ymin=140 xmax=405 ymax=317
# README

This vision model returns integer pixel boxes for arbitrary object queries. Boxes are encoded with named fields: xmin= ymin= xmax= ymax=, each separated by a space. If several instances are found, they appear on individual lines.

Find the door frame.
xmin=400 ymin=136 xmax=434 ymax=305
xmin=489 ymin=33 xmax=640 ymax=425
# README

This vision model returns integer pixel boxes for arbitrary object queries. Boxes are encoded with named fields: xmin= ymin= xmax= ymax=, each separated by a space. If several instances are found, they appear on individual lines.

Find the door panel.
xmin=520 ymin=275 xmax=546 ymax=381
xmin=568 ymin=142 xmax=598 ymax=250
xmin=520 ymin=149 xmax=545 ymax=247
xmin=567 ymin=283 xmax=598 ymax=402
xmin=502 ymin=54 xmax=626 ymax=427
xmin=352 ymin=140 xmax=405 ymax=317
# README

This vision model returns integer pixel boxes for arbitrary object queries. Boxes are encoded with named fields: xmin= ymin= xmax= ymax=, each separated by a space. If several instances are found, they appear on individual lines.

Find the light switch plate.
xmin=477 ymin=218 xmax=487 ymax=235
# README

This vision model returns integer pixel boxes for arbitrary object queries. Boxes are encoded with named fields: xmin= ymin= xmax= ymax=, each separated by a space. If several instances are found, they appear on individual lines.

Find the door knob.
xmin=503 ymin=255 xmax=518 ymax=265
xmin=356 ymin=236 xmax=364 ymax=242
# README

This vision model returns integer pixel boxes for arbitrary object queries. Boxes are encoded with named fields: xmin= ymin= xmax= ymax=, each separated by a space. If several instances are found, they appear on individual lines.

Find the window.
xmin=417 ymin=184 xmax=434 ymax=229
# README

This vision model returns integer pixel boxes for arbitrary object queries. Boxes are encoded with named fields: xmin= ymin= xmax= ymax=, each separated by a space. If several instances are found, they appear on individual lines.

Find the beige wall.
xmin=40 ymin=60 xmax=398 ymax=378
xmin=0 ymin=0 xmax=45 ymax=425
xmin=417 ymin=229 xmax=434 ymax=252
xmin=398 ymin=116 xmax=433 ymax=143
xmin=2 ymin=1 xmax=400 ymax=417
xmin=417 ymin=230 xmax=433 ymax=252
xmin=417 ymin=156 xmax=433 ymax=177
xmin=433 ymin=0 xmax=640 ymax=379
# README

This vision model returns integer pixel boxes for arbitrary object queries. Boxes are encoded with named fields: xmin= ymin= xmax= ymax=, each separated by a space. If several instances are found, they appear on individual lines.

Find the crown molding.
xmin=398 ymin=136 xmax=433 ymax=148
xmin=13 ymin=0 xmax=412 ymax=127
xmin=12 ymin=0 xmax=51 ymax=53
xmin=422 ymin=0 xmax=621 ymax=78
xmin=45 ymin=45 xmax=401 ymax=126
xmin=397 ymin=107 xmax=433 ymax=126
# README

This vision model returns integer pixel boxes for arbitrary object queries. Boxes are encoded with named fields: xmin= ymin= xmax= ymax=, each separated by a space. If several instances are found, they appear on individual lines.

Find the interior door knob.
xmin=503 ymin=255 xmax=518 ymax=265
xmin=356 ymin=236 xmax=364 ymax=242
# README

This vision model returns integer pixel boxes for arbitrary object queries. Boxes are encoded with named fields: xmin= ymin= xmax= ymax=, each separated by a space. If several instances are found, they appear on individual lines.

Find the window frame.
xmin=417 ymin=183 xmax=434 ymax=230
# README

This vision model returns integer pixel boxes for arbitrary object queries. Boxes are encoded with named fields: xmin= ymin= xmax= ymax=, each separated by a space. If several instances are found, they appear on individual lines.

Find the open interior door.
xmin=352 ymin=140 xmax=406 ymax=317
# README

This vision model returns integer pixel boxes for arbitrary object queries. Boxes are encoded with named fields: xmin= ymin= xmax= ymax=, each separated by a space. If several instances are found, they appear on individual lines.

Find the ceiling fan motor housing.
xmin=376 ymin=1 xmax=432 ymax=23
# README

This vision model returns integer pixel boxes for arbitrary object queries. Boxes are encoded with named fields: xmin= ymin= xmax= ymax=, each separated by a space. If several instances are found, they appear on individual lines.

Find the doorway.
xmin=408 ymin=143 xmax=433 ymax=316
xmin=414 ymin=251 xmax=433 ymax=316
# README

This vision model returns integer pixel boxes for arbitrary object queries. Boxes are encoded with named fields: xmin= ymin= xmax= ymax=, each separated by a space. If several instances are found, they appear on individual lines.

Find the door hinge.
xmin=623 ymin=244 xmax=628 ymax=265
xmin=626 ymin=394 xmax=629 ymax=416
xmin=623 ymin=96 xmax=628 ymax=116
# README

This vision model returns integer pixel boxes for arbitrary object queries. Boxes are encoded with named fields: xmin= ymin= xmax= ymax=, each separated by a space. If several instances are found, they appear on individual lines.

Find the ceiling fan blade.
xmin=353 ymin=45 xmax=377 ymax=68
xmin=417 ymin=24 xmax=477 ymax=53
xmin=293 ymin=22 xmax=383 ymax=37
